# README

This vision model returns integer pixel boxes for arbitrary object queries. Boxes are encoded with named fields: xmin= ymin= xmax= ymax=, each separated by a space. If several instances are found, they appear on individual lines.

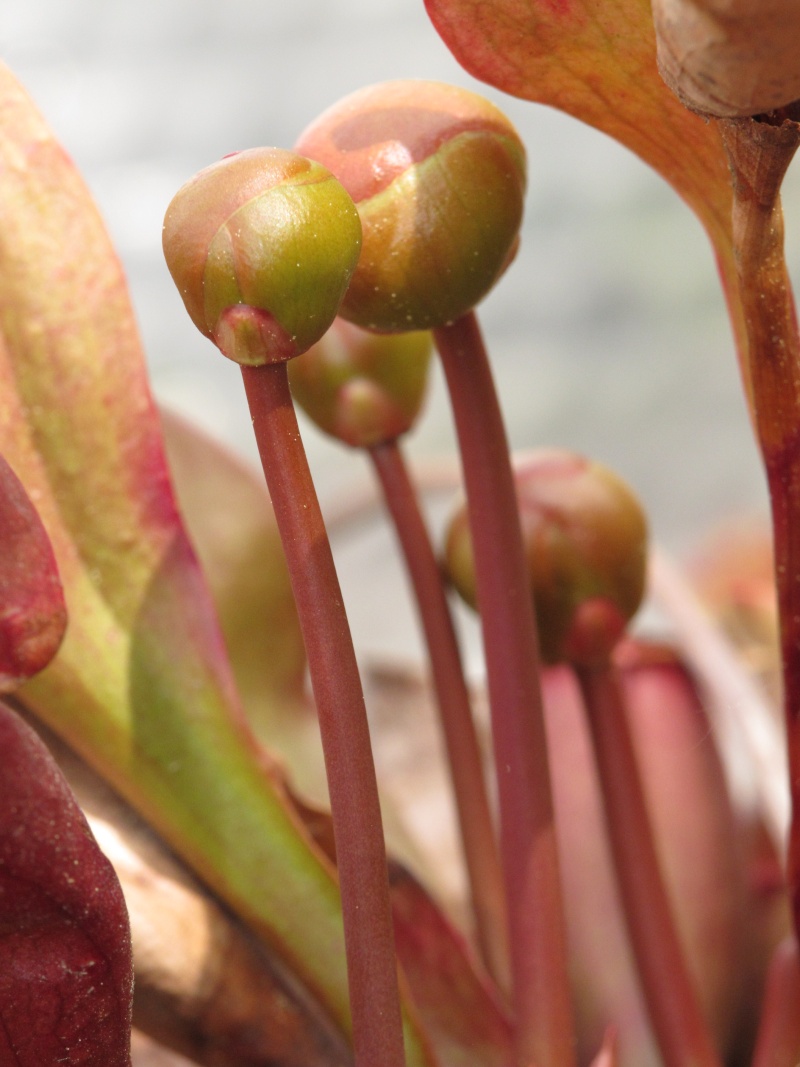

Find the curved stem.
xmin=576 ymin=662 xmax=722 ymax=1067
xmin=370 ymin=438 xmax=509 ymax=991
xmin=241 ymin=361 xmax=406 ymax=1067
xmin=433 ymin=312 xmax=575 ymax=1067
xmin=719 ymin=113 xmax=800 ymax=940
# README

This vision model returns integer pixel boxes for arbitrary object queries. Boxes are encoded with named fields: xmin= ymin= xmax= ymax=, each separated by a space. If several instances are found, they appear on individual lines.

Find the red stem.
xmin=750 ymin=938 xmax=800 ymax=1067
xmin=575 ymin=662 xmax=722 ymax=1067
xmin=241 ymin=361 xmax=406 ymax=1067
xmin=370 ymin=438 xmax=509 ymax=991
xmin=719 ymin=115 xmax=800 ymax=941
xmin=433 ymin=312 xmax=575 ymax=1067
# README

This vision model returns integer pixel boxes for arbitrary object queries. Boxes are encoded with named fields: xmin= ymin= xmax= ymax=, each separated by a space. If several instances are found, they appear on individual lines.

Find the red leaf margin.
xmin=0 ymin=452 xmax=66 ymax=692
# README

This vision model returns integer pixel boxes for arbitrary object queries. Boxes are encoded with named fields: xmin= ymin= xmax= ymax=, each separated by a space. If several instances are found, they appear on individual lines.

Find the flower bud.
xmin=296 ymin=81 xmax=526 ymax=332
xmin=444 ymin=450 xmax=648 ymax=665
xmin=288 ymin=319 xmax=432 ymax=448
xmin=162 ymin=148 xmax=362 ymax=365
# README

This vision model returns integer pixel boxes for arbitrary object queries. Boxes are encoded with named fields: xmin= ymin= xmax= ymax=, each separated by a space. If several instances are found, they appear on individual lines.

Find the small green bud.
xmin=288 ymin=319 xmax=432 ymax=448
xmin=296 ymin=81 xmax=526 ymax=333
xmin=162 ymin=148 xmax=362 ymax=365
xmin=444 ymin=450 xmax=648 ymax=666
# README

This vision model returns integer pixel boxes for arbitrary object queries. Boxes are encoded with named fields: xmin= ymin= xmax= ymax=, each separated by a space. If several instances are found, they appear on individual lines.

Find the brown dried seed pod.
xmin=653 ymin=0 xmax=800 ymax=118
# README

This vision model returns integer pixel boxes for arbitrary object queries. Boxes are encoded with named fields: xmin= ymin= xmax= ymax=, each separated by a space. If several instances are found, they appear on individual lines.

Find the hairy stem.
xmin=370 ymin=438 xmax=509 ymax=991
xmin=576 ymin=662 xmax=722 ymax=1067
xmin=720 ymin=111 xmax=800 ymax=939
xmin=433 ymin=312 xmax=575 ymax=1067
xmin=241 ymin=361 xmax=406 ymax=1067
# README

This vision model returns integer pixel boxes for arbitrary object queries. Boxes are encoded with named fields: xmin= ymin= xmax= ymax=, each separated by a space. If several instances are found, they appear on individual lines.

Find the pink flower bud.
xmin=296 ymin=81 xmax=526 ymax=332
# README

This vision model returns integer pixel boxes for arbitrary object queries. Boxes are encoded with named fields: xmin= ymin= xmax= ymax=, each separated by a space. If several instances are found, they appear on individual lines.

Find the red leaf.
xmin=0 ymin=700 xmax=132 ymax=1065
xmin=390 ymin=863 xmax=513 ymax=1067
xmin=0 ymin=452 xmax=66 ymax=691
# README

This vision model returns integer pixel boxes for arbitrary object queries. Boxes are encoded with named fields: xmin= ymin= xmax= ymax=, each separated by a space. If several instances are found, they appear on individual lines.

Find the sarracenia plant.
xmin=2 ymin=0 xmax=800 ymax=1064
xmin=162 ymin=147 xmax=408 ymax=1067
xmin=289 ymin=319 xmax=509 ymax=989
xmin=446 ymin=451 xmax=720 ymax=1067
xmin=297 ymin=81 xmax=575 ymax=1067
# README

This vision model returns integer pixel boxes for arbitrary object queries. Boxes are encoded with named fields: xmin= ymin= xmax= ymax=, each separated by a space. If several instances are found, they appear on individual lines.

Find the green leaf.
xmin=159 ymin=407 xmax=329 ymax=806
xmin=160 ymin=408 xmax=306 ymax=709
xmin=0 ymin=63 xmax=436 ymax=1065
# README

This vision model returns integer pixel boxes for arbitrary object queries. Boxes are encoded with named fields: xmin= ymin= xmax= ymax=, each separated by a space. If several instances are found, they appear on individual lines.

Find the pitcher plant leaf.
xmin=0 ymin=452 xmax=66 ymax=691
xmin=423 ymin=0 xmax=751 ymax=398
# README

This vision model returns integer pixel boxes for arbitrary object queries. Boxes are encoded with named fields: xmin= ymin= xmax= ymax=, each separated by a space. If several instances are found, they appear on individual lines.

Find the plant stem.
xmin=370 ymin=438 xmax=509 ymax=991
xmin=240 ymin=361 xmax=406 ymax=1067
xmin=719 ymin=111 xmax=800 ymax=940
xmin=575 ymin=661 xmax=722 ymax=1067
xmin=433 ymin=311 xmax=575 ymax=1067
xmin=751 ymin=938 xmax=800 ymax=1067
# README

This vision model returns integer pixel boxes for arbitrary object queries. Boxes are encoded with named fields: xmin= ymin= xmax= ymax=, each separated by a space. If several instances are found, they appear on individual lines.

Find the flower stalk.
xmin=289 ymin=319 xmax=509 ymax=989
xmin=576 ymin=661 xmax=723 ymax=1067
xmin=241 ymin=359 xmax=407 ymax=1067
xmin=718 ymin=111 xmax=800 ymax=941
xmin=163 ymin=149 xmax=408 ymax=1067
xmin=434 ymin=312 xmax=575 ymax=1067
xmin=444 ymin=445 xmax=721 ymax=1067
xmin=370 ymin=438 xmax=509 ymax=990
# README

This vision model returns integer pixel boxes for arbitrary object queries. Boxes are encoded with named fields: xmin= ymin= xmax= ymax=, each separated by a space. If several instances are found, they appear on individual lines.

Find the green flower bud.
xmin=162 ymin=148 xmax=362 ymax=365
xmin=444 ymin=450 xmax=648 ymax=666
xmin=288 ymin=319 xmax=432 ymax=448
xmin=296 ymin=81 xmax=526 ymax=333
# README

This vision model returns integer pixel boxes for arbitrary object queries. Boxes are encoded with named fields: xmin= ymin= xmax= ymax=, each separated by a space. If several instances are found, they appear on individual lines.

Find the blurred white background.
xmin=3 ymin=0 xmax=792 ymax=664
